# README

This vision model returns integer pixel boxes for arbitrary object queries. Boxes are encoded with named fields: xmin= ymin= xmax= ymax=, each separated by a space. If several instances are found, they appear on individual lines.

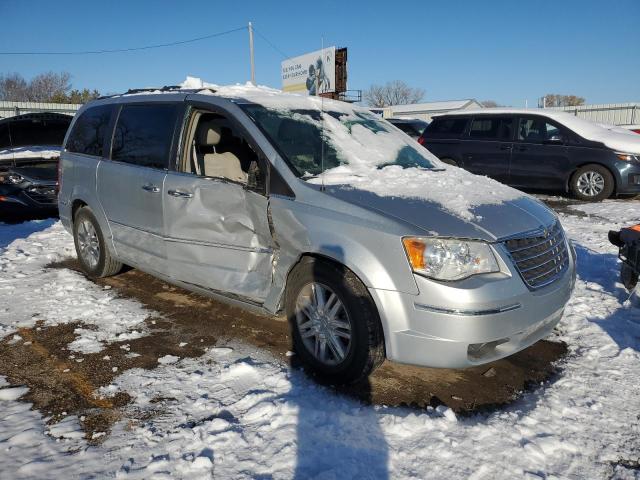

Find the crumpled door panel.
xmin=163 ymin=174 xmax=274 ymax=302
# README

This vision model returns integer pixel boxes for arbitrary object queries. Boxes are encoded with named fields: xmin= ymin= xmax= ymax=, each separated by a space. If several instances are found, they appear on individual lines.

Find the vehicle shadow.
xmin=573 ymin=243 xmax=640 ymax=351
xmin=0 ymin=216 xmax=56 ymax=250
xmin=289 ymin=252 xmax=389 ymax=479
xmin=289 ymin=370 xmax=389 ymax=480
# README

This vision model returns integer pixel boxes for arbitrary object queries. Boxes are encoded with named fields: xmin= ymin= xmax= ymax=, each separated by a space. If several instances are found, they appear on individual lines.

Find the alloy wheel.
xmin=295 ymin=282 xmax=353 ymax=366
xmin=77 ymin=219 xmax=100 ymax=269
xmin=576 ymin=171 xmax=605 ymax=197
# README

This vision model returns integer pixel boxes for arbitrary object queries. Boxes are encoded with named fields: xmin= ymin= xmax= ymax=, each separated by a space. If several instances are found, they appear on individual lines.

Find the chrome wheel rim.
xmin=295 ymin=283 xmax=352 ymax=366
xmin=77 ymin=219 xmax=100 ymax=269
xmin=576 ymin=171 xmax=605 ymax=197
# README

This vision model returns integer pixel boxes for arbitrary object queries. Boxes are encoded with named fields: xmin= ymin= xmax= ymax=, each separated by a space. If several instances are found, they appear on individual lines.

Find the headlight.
xmin=615 ymin=152 xmax=640 ymax=162
xmin=0 ymin=173 xmax=24 ymax=184
xmin=402 ymin=237 xmax=500 ymax=281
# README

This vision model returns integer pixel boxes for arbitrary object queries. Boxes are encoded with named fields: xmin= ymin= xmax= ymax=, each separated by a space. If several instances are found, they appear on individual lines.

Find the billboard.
xmin=281 ymin=47 xmax=336 ymax=95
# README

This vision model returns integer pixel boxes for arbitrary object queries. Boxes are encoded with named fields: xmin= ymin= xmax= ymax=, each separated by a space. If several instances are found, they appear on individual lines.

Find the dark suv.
xmin=419 ymin=110 xmax=640 ymax=201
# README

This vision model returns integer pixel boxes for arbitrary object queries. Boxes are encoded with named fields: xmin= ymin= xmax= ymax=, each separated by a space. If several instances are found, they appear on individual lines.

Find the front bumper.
xmin=370 ymin=242 xmax=576 ymax=368
xmin=614 ymin=162 xmax=640 ymax=194
xmin=0 ymin=188 xmax=58 ymax=216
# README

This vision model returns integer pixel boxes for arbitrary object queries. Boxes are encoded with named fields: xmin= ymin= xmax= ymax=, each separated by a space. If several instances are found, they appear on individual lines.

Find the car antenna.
xmin=320 ymin=36 xmax=326 ymax=192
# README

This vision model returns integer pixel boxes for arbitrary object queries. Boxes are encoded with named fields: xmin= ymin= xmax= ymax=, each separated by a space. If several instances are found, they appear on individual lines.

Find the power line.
xmin=252 ymin=27 xmax=291 ymax=60
xmin=0 ymin=26 xmax=247 ymax=55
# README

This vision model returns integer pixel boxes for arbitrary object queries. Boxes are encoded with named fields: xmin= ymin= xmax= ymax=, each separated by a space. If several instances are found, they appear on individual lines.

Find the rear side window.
xmin=517 ymin=117 xmax=562 ymax=142
xmin=112 ymin=104 xmax=178 ymax=169
xmin=66 ymin=105 xmax=114 ymax=156
xmin=469 ymin=117 xmax=513 ymax=140
xmin=424 ymin=117 xmax=468 ymax=138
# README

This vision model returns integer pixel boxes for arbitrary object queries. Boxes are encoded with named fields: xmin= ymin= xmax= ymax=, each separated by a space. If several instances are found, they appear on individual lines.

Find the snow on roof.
xmin=177 ymin=79 xmax=526 ymax=221
xmin=388 ymin=99 xmax=480 ymax=113
xmin=437 ymin=108 xmax=640 ymax=154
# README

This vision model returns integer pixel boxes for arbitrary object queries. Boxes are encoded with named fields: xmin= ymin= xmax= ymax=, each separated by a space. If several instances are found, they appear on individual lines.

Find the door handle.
xmin=142 ymin=184 xmax=160 ymax=193
xmin=167 ymin=189 xmax=194 ymax=198
xmin=500 ymin=144 xmax=512 ymax=151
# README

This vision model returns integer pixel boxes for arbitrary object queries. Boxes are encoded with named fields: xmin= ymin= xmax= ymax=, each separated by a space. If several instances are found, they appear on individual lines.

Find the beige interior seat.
xmin=196 ymin=121 xmax=247 ymax=183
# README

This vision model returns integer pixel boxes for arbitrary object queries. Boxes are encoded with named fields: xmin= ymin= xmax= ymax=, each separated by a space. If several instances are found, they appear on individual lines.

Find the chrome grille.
xmin=505 ymin=221 xmax=569 ymax=289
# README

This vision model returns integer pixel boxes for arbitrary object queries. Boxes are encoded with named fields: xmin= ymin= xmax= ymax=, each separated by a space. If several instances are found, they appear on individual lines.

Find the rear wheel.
xmin=73 ymin=207 xmax=123 ymax=278
xmin=570 ymin=164 xmax=614 ymax=201
xmin=286 ymin=258 xmax=385 ymax=384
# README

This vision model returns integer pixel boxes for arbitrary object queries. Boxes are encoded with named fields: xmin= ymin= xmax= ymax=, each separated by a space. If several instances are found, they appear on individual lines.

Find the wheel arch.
xmin=282 ymin=252 xmax=390 ymax=356
xmin=566 ymin=162 xmax=617 ymax=194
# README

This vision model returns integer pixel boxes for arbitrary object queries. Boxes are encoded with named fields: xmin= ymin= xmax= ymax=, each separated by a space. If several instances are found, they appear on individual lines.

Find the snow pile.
xmin=0 ymin=221 xmax=150 ymax=353
xmin=0 ymin=146 xmax=61 ymax=161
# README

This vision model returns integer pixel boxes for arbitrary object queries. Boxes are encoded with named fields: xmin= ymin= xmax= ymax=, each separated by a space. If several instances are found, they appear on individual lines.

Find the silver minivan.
xmin=58 ymin=85 xmax=576 ymax=383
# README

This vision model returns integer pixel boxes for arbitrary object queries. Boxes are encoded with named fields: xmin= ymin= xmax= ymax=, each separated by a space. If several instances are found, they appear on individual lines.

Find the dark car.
xmin=0 ymin=112 xmax=72 ymax=217
xmin=386 ymin=117 xmax=429 ymax=140
xmin=418 ymin=109 xmax=640 ymax=201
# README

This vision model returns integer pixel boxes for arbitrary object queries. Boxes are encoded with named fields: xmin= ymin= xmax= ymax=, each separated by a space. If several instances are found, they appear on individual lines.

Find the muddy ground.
xmin=0 ymin=257 xmax=567 ymax=441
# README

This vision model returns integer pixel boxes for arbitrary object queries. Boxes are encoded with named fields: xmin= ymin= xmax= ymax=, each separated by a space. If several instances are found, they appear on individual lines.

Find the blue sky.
xmin=1 ymin=0 xmax=639 ymax=106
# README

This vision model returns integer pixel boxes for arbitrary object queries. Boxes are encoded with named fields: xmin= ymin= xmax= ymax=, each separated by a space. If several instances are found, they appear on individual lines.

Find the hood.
xmin=324 ymin=186 xmax=557 ymax=242
xmin=591 ymin=129 xmax=640 ymax=154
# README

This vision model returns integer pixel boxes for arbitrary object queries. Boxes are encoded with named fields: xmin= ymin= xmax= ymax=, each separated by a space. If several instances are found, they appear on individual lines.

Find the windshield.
xmin=240 ymin=104 xmax=437 ymax=177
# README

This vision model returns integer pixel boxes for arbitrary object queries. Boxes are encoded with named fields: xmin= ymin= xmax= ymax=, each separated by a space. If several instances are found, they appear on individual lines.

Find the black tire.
xmin=285 ymin=257 xmax=385 ymax=384
xmin=73 ymin=206 xmax=122 ymax=278
xmin=440 ymin=157 xmax=459 ymax=167
xmin=570 ymin=164 xmax=614 ymax=202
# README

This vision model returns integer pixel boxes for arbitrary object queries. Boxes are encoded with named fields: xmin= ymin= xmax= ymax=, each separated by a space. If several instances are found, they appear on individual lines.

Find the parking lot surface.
xmin=0 ymin=195 xmax=638 ymax=478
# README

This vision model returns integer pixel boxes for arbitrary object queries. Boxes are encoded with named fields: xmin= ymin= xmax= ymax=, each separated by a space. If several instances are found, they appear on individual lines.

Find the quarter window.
xmin=112 ymin=104 xmax=178 ymax=169
xmin=518 ymin=118 xmax=562 ymax=142
xmin=469 ymin=117 xmax=513 ymax=140
xmin=66 ymin=105 xmax=114 ymax=156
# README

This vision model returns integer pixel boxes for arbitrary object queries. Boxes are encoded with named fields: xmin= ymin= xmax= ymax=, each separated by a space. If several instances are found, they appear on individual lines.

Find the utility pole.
xmin=248 ymin=22 xmax=256 ymax=85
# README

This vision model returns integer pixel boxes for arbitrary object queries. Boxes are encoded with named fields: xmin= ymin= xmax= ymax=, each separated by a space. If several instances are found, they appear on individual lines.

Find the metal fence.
xmin=549 ymin=102 xmax=639 ymax=127
xmin=0 ymin=101 xmax=82 ymax=119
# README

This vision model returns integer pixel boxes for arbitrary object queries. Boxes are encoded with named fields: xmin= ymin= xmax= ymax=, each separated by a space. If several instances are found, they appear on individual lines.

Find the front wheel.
xmin=285 ymin=258 xmax=385 ymax=384
xmin=73 ymin=206 xmax=123 ymax=278
xmin=570 ymin=165 xmax=614 ymax=202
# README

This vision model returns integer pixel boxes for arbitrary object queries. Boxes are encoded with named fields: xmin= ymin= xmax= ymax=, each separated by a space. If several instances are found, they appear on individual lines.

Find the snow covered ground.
xmin=0 ymin=199 xmax=639 ymax=479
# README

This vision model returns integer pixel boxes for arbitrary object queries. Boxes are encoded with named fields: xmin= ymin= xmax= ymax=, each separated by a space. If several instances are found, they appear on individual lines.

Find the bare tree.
xmin=0 ymin=73 xmax=29 ymax=101
xmin=0 ymin=71 xmax=99 ymax=103
xmin=27 ymin=71 xmax=71 ymax=102
xmin=543 ymin=94 xmax=585 ymax=107
xmin=364 ymin=80 xmax=425 ymax=107
xmin=480 ymin=100 xmax=500 ymax=108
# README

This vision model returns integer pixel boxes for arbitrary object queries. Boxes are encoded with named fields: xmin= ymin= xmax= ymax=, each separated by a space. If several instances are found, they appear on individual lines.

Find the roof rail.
xmin=98 ymin=85 xmax=216 ymax=100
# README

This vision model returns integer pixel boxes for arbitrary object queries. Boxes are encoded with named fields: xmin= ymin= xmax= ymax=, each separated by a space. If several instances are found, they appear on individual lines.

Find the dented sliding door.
xmin=163 ymin=172 xmax=274 ymax=303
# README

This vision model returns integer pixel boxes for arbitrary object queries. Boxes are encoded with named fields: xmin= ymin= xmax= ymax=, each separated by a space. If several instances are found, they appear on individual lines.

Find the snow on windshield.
xmin=181 ymin=77 xmax=526 ymax=221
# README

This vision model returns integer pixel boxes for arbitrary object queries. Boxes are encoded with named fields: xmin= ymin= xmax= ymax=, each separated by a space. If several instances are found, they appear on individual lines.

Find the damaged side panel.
xmin=163 ymin=173 xmax=274 ymax=303
xmin=262 ymin=194 xmax=421 ymax=314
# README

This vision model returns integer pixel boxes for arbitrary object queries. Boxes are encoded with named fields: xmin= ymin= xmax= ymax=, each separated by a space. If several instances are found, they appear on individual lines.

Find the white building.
xmin=549 ymin=102 xmax=639 ymax=131
xmin=382 ymin=99 xmax=483 ymax=121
